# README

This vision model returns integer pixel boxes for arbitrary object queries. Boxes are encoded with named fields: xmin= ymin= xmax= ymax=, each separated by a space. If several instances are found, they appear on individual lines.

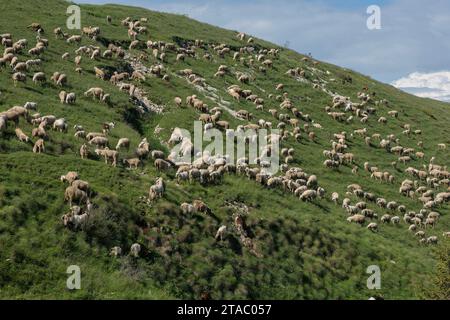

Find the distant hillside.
xmin=0 ymin=0 xmax=448 ymax=300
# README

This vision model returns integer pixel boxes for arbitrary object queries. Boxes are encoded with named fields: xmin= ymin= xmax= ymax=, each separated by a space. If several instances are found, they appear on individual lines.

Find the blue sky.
xmin=77 ymin=0 xmax=450 ymax=101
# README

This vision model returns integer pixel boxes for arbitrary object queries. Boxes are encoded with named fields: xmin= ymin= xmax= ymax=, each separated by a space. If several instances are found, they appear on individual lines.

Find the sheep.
xmin=95 ymin=148 xmax=118 ymax=167
xmin=60 ymin=172 xmax=79 ymax=184
xmin=331 ymin=192 xmax=339 ymax=205
xmin=89 ymin=136 xmax=109 ymax=148
xmin=94 ymin=67 xmax=106 ymax=80
xmin=56 ymin=73 xmax=67 ymax=86
xmin=65 ymin=92 xmax=76 ymax=104
xmin=13 ymin=62 xmax=28 ymax=73
xmin=53 ymin=118 xmax=68 ymax=133
xmin=102 ymin=50 xmax=113 ymax=59
xmin=367 ymin=223 xmax=378 ymax=232
xmin=391 ymin=216 xmax=401 ymax=225
xmin=24 ymin=102 xmax=38 ymax=111
xmin=123 ymin=158 xmax=141 ymax=170
xmin=174 ymin=97 xmax=183 ymax=107
xmin=347 ymin=214 xmax=366 ymax=225
xmin=67 ymin=35 xmax=82 ymax=44
xmin=149 ymin=178 xmax=165 ymax=201
xmin=130 ymin=243 xmax=141 ymax=258
xmin=300 ymin=190 xmax=317 ymax=202
xmin=80 ymin=144 xmax=89 ymax=159
xmin=193 ymin=200 xmax=210 ymax=214
xmin=32 ymin=72 xmax=46 ymax=85
xmin=33 ymin=139 xmax=45 ymax=154
xmin=71 ymin=180 xmax=91 ymax=196
xmin=381 ymin=215 xmax=392 ymax=224
xmin=110 ymin=246 xmax=122 ymax=258
xmin=12 ymin=72 xmax=27 ymax=86
xmin=215 ymin=226 xmax=227 ymax=241
xmin=59 ymin=91 xmax=67 ymax=103
xmin=64 ymin=186 xmax=88 ymax=207
xmin=427 ymin=236 xmax=438 ymax=245
xmin=306 ymin=175 xmax=318 ymax=188
xmin=86 ymin=132 xmax=105 ymax=141
xmin=116 ymin=138 xmax=130 ymax=151
xmin=154 ymin=159 xmax=172 ymax=171
xmin=84 ymin=87 xmax=104 ymax=100
xmin=180 ymin=203 xmax=195 ymax=215
xmin=15 ymin=128 xmax=29 ymax=142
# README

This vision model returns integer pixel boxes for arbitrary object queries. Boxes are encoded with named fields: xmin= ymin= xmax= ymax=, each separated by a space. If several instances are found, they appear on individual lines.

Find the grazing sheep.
xmin=193 ymin=200 xmax=210 ymax=214
xmin=116 ymin=138 xmax=130 ymax=151
xmin=347 ymin=214 xmax=366 ymax=225
xmin=80 ymin=144 xmax=89 ymax=159
xmin=56 ymin=73 xmax=68 ymax=86
xmin=84 ymin=87 xmax=104 ymax=100
xmin=174 ymin=97 xmax=183 ymax=107
xmin=32 ymin=72 xmax=46 ymax=85
xmin=64 ymin=186 xmax=88 ymax=207
xmin=215 ymin=226 xmax=227 ymax=241
xmin=89 ymin=136 xmax=109 ymax=148
xmin=367 ymin=223 xmax=378 ymax=232
xmin=59 ymin=91 xmax=67 ymax=103
xmin=60 ymin=172 xmax=79 ymax=184
xmin=415 ymin=231 xmax=426 ymax=239
xmin=123 ymin=158 xmax=141 ymax=169
xmin=181 ymin=203 xmax=195 ymax=215
xmin=391 ymin=216 xmax=401 ymax=225
xmin=33 ymin=139 xmax=45 ymax=154
xmin=12 ymin=72 xmax=27 ymax=86
xmin=24 ymin=102 xmax=38 ymax=111
xmin=71 ymin=180 xmax=91 ymax=196
xmin=110 ymin=246 xmax=122 ymax=258
xmin=65 ymin=92 xmax=76 ymax=104
xmin=427 ymin=236 xmax=438 ymax=245
xmin=300 ymin=190 xmax=317 ymax=202
xmin=331 ymin=192 xmax=339 ymax=205
xmin=155 ymin=159 xmax=172 ymax=171
xmin=15 ymin=128 xmax=29 ymax=142
xmin=67 ymin=35 xmax=82 ymax=44
xmin=53 ymin=118 xmax=68 ymax=133
xmin=130 ymin=243 xmax=141 ymax=258
xmin=149 ymin=178 xmax=165 ymax=201
xmin=95 ymin=148 xmax=118 ymax=167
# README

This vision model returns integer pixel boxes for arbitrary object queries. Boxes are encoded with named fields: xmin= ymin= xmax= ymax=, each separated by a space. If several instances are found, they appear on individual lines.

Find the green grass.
xmin=0 ymin=0 xmax=449 ymax=300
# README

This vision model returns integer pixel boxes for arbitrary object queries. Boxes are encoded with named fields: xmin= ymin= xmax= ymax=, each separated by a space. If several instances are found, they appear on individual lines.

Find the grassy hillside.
xmin=0 ymin=0 xmax=449 ymax=300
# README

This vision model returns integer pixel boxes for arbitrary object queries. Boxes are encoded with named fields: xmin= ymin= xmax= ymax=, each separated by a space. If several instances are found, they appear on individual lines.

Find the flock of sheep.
xmin=0 ymin=13 xmax=449 ymax=259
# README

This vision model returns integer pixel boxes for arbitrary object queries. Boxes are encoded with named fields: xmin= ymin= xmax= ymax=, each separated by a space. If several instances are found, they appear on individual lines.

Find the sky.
xmin=77 ymin=0 xmax=450 ymax=102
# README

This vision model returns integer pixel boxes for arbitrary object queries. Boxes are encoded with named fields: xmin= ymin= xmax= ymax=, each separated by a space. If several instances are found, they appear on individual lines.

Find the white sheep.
xmin=116 ymin=138 xmax=130 ymax=151
xmin=130 ymin=243 xmax=141 ymax=258
xmin=215 ymin=226 xmax=227 ymax=241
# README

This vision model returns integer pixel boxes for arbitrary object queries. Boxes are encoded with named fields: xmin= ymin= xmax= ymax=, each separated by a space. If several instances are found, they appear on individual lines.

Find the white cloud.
xmin=392 ymin=71 xmax=450 ymax=102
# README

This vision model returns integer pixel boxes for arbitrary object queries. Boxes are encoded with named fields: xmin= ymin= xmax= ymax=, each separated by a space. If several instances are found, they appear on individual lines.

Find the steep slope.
xmin=0 ymin=0 xmax=448 ymax=300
